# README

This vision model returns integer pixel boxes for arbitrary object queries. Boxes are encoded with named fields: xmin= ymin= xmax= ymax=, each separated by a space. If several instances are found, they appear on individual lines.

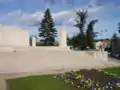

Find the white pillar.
xmin=102 ymin=51 xmax=108 ymax=62
xmin=0 ymin=32 xmax=2 ymax=44
xmin=32 ymin=36 xmax=36 ymax=47
xmin=59 ymin=29 xmax=67 ymax=48
xmin=94 ymin=51 xmax=108 ymax=62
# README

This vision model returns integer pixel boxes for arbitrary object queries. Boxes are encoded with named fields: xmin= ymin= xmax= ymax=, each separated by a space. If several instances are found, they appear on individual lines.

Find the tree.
xmin=111 ymin=33 xmax=119 ymax=45
xmin=86 ymin=20 xmax=98 ymax=49
xmin=111 ymin=33 xmax=120 ymax=52
xmin=74 ymin=10 xmax=88 ymax=34
xmin=118 ymin=22 xmax=120 ymax=34
xmin=74 ymin=10 xmax=88 ymax=49
xmin=38 ymin=8 xmax=57 ymax=46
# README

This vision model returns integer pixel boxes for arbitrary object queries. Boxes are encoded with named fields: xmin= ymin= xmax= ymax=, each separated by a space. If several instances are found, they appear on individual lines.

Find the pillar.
xmin=32 ymin=36 xmax=36 ymax=47
xmin=102 ymin=51 xmax=108 ymax=62
xmin=59 ymin=29 xmax=67 ymax=48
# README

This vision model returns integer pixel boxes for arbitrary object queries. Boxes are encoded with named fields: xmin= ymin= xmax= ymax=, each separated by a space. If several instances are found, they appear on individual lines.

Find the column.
xmin=32 ymin=36 xmax=36 ymax=47
xmin=102 ymin=51 xmax=108 ymax=62
xmin=59 ymin=29 xmax=67 ymax=48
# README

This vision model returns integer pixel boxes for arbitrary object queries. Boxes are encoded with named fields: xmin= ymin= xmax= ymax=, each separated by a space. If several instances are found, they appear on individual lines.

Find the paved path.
xmin=0 ymin=49 xmax=120 ymax=90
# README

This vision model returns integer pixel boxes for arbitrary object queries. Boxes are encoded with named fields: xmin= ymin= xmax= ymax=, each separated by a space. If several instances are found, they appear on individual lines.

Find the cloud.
xmin=0 ymin=6 xmax=101 ymax=26
xmin=89 ymin=0 xmax=120 ymax=7
xmin=0 ymin=5 xmax=102 ymax=38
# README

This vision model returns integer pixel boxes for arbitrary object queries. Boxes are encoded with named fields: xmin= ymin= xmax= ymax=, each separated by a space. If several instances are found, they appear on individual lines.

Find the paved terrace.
xmin=0 ymin=47 xmax=120 ymax=90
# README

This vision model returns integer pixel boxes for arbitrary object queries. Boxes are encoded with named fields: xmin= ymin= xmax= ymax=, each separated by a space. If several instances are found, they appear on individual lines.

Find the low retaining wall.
xmin=0 ymin=50 xmax=109 ymax=74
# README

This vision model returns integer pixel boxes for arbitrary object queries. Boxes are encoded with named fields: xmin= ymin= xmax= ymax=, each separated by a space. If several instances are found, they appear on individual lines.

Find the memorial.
xmin=94 ymin=41 xmax=108 ymax=62
xmin=0 ymin=26 xmax=29 ymax=47
xmin=59 ymin=28 xmax=67 ymax=48
xmin=31 ymin=36 xmax=36 ymax=47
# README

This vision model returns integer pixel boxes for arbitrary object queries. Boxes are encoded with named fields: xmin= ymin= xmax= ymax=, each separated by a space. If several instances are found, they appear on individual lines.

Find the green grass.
xmin=7 ymin=67 xmax=120 ymax=90
xmin=103 ymin=67 xmax=120 ymax=75
xmin=6 ymin=75 xmax=79 ymax=90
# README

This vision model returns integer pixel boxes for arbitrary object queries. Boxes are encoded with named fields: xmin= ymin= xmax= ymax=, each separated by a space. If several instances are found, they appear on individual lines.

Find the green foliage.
xmin=7 ymin=75 xmax=78 ymax=90
xmin=72 ymin=9 xmax=98 ymax=50
xmin=74 ymin=10 xmax=87 ymax=34
xmin=86 ymin=20 xmax=98 ymax=49
xmin=111 ymin=33 xmax=119 ymax=45
xmin=67 ymin=36 xmax=71 ymax=45
xmin=38 ymin=8 xmax=57 ymax=46
xmin=69 ymin=34 xmax=87 ymax=50
xmin=103 ymin=67 xmax=120 ymax=76
xmin=73 ymin=10 xmax=88 ymax=50
xmin=118 ymin=22 xmax=120 ymax=34
xmin=110 ymin=33 xmax=120 ymax=52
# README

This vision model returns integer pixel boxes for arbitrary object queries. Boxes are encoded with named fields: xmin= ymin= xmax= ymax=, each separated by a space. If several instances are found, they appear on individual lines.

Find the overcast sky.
xmin=0 ymin=0 xmax=120 ymax=40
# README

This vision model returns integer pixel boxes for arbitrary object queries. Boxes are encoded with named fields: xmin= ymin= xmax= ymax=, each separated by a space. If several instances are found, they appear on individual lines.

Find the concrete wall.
xmin=0 ymin=50 xmax=108 ymax=73
xmin=0 ymin=26 xmax=29 ymax=47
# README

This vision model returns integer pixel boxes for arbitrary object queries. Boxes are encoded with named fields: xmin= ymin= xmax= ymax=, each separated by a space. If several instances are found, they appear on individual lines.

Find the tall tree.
xmin=86 ymin=20 xmax=98 ymax=49
xmin=38 ymin=8 xmax=57 ymax=46
xmin=111 ymin=33 xmax=119 ymax=52
xmin=74 ymin=10 xmax=88 ymax=49
xmin=111 ymin=33 xmax=119 ymax=46
xmin=118 ymin=22 xmax=120 ymax=34
xmin=75 ymin=10 xmax=88 ymax=34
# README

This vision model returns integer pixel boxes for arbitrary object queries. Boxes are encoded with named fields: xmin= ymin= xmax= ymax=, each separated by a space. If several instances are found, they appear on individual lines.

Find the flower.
xmin=110 ymin=86 xmax=113 ymax=89
xmin=56 ymin=69 xmax=120 ymax=90
xmin=98 ymin=87 xmax=101 ymax=90
xmin=105 ymin=86 xmax=109 ymax=88
xmin=71 ymin=81 xmax=74 ymax=85
xmin=116 ymin=83 xmax=120 ymax=87
xmin=76 ymin=75 xmax=82 ymax=79
xmin=104 ymin=72 xmax=109 ymax=74
xmin=72 ymin=70 xmax=78 ymax=72
xmin=77 ymin=85 xmax=80 ymax=88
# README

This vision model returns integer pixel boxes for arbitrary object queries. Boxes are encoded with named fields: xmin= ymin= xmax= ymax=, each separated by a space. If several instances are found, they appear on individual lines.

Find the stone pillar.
xmin=0 ymin=32 xmax=2 ymax=44
xmin=59 ymin=29 xmax=67 ymax=48
xmin=102 ymin=51 xmax=108 ymax=62
xmin=94 ymin=50 xmax=108 ymax=62
xmin=32 ymin=36 xmax=36 ymax=47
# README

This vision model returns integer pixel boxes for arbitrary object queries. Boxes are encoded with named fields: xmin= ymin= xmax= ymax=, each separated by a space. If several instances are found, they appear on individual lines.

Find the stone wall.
xmin=0 ymin=26 xmax=29 ymax=47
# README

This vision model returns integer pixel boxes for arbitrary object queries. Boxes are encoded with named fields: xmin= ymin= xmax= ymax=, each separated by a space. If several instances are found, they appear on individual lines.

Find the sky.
xmin=0 ymin=0 xmax=120 ymax=40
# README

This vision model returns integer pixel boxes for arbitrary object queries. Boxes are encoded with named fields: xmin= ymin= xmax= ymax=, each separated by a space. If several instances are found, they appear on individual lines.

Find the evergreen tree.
xmin=111 ymin=33 xmax=120 ymax=52
xmin=86 ymin=20 xmax=98 ymax=49
xmin=38 ymin=8 xmax=57 ymax=46
xmin=118 ymin=22 xmax=120 ymax=34
xmin=111 ymin=33 xmax=118 ymax=45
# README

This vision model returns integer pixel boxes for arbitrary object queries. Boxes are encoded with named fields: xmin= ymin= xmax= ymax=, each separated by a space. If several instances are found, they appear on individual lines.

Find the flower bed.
xmin=55 ymin=69 xmax=120 ymax=90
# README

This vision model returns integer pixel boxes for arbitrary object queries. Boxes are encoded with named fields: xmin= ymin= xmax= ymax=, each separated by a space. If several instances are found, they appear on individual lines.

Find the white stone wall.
xmin=0 ymin=50 xmax=109 ymax=73
xmin=0 ymin=26 xmax=29 ymax=47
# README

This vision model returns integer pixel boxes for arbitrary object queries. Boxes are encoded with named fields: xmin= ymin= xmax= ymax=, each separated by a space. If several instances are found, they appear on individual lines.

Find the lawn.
xmin=6 ymin=75 xmax=79 ymax=90
xmin=6 ymin=67 xmax=120 ymax=90
xmin=103 ymin=67 xmax=120 ymax=75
